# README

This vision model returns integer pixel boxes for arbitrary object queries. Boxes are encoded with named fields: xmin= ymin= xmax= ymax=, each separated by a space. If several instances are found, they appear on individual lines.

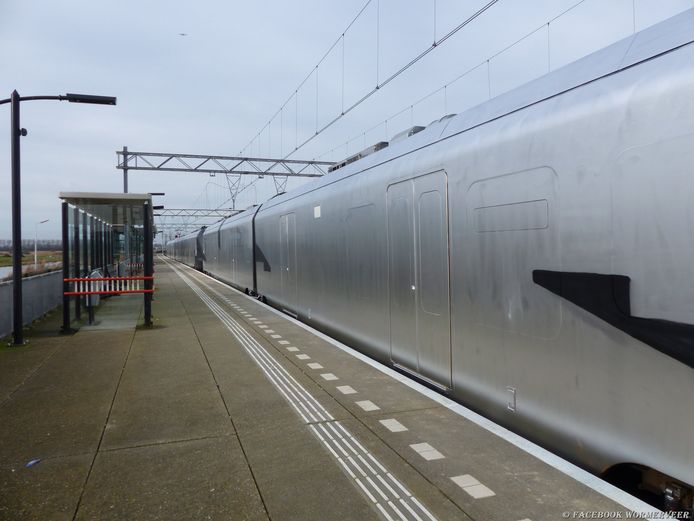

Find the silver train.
xmin=169 ymin=10 xmax=694 ymax=510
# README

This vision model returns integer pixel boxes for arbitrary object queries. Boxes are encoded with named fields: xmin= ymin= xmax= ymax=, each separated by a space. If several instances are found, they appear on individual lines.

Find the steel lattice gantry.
xmin=153 ymin=208 xmax=239 ymax=219
xmin=116 ymin=148 xmax=336 ymax=198
xmin=153 ymin=207 xmax=241 ymax=231
xmin=153 ymin=208 xmax=244 ymax=245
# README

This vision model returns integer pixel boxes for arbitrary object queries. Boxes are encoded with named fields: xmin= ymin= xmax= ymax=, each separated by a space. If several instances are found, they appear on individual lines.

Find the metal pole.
xmin=105 ymin=224 xmax=110 ymax=270
xmin=73 ymin=207 xmax=81 ymax=320
xmin=82 ymin=212 xmax=89 ymax=322
xmin=98 ymin=220 xmax=102 ymax=269
xmin=34 ymin=222 xmax=38 ymax=271
xmin=90 ymin=215 xmax=95 ymax=272
xmin=10 ymin=90 xmax=24 ymax=345
xmin=123 ymin=145 xmax=128 ymax=193
xmin=101 ymin=221 xmax=105 ymax=269
xmin=143 ymin=202 xmax=153 ymax=326
xmin=94 ymin=219 xmax=99 ymax=269
xmin=61 ymin=201 xmax=70 ymax=332
xmin=88 ymin=215 xmax=95 ymax=325
xmin=82 ymin=212 xmax=88 ymax=275
xmin=103 ymin=222 xmax=107 ymax=268
xmin=97 ymin=219 xmax=102 ymax=270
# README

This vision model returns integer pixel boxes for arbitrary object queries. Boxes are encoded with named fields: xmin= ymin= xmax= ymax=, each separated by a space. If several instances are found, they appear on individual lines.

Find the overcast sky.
xmin=1 ymin=0 xmax=692 ymax=239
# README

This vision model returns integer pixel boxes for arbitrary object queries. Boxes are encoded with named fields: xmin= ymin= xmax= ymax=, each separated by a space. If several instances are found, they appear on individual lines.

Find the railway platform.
xmin=0 ymin=258 xmax=660 ymax=521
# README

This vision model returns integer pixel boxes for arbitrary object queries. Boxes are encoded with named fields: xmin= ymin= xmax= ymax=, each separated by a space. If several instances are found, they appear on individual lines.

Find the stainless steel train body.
xmin=201 ymin=207 xmax=256 ymax=293
xmin=168 ymin=11 xmax=694 ymax=504
xmin=168 ymin=229 xmax=198 ymax=267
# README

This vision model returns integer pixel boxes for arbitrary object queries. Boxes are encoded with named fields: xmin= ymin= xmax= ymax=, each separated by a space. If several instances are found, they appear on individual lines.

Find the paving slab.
xmin=361 ymin=406 xmax=622 ymax=521
xmin=79 ymin=293 xmax=142 ymax=331
xmin=0 ymin=310 xmax=75 ymax=404
xmin=0 ymin=329 xmax=133 ymax=465
xmin=0 ymin=453 xmax=92 ymax=521
xmin=235 ymin=415 xmax=377 ymax=521
xmin=76 ymin=436 xmax=268 ymax=521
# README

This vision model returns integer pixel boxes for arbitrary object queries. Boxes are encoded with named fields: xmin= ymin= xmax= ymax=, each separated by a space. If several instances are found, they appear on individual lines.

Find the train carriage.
xmin=168 ymin=10 xmax=694 ymax=509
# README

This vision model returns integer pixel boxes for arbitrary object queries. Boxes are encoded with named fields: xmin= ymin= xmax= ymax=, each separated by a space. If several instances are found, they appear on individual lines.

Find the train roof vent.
xmin=328 ymin=141 xmax=389 ymax=173
xmin=427 ymin=113 xmax=457 ymax=126
xmin=390 ymin=125 xmax=425 ymax=143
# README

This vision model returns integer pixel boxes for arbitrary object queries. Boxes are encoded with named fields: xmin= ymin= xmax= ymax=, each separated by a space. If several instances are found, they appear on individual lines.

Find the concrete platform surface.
xmin=0 ymin=258 xmax=657 ymax=521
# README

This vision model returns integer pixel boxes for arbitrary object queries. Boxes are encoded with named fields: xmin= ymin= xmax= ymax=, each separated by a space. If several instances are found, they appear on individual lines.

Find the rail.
xmin=63 ymin=276 xmax=154 ymax=296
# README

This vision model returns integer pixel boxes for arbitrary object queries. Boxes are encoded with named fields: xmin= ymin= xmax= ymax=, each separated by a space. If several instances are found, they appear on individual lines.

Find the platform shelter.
xmin=58 ymin=192 xmax=154 ymax=330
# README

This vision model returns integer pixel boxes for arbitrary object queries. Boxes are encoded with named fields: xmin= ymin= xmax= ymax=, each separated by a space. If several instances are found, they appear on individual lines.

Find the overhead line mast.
xmin=117 ymin=147 xmax=335 ymax=206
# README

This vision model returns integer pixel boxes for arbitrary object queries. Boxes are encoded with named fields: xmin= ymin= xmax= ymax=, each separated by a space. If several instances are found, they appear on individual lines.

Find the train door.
xmin=279 ymin=213 xmax=297 ymax=309
xmin=230 ymin=228 xmax=239 ymax=283
xmin=387 ymin=182 xmax=418 ymax=370
xmin=387 ymin=171 xmax=451 ymax=389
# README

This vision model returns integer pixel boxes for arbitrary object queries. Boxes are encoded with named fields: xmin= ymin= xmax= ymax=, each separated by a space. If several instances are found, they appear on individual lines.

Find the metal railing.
xmin=63 ymin=276 xmax=154 ymax=296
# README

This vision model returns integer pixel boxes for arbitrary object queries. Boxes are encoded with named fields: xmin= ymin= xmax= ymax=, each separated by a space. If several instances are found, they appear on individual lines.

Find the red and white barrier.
xmin=63 ymin=276 xmax=154 ymax=296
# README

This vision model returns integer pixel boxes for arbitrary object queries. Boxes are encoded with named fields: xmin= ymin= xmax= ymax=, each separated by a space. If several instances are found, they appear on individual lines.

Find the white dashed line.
xmin=356 ymin=400 xmax=380 ymax=412
xmin=450 ymin=474 xmax=495 ymax=499
xmin=259 ymin=325 xmax=268 ymax=329
xmin=286 ymin=346 xmax=299 ymax=352
xmin=278 ymin=340 xmax=290 ymax=345
xmin=380 ymin=419 xmax=408 ymax=433
xmin=321 ymin=373 xmax=339 ymax=381
xmin=271 ymin=334 xmax=282 ymax=339
xmin=307 ymin=362 xmax=324 ymax=369
xmin=463 ymin=486 xmax=497 ymax=500
xmin=265 ymin=330 xmax=275 ymax=334
xmin=296 ymin=354 xmax=311 ymax=360
xmin=336 ymin=385 xmax=357 ymax=395
xmin=410 ymin=443 xmax=445 ymax=461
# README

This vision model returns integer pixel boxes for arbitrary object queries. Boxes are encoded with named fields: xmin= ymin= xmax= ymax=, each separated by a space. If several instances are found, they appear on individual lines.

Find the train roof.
xmin=258 ymin=7 xmax=694 ymax=211
xmin=202 ymin=204 xmax=259 ymax=235
xmin=170 ymin=228 xmax=202 ymax=243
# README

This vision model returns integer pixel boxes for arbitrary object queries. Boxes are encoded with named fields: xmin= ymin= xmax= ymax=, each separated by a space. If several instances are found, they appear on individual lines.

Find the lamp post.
xmin=0 ymin=91 xmax=116 ymax=345
xmin=34 ymin=219 xmax=49 ymax=271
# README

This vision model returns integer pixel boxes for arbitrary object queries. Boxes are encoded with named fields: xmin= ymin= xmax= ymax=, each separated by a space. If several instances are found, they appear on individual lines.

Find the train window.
xmin=474 ymin=199 xmax=548 ymax=232
xmin=417 ymin=190 xmax=445 ymax=315
xmin=465 ymin=166 xmax=561 ymax=339
xmin=346 ymin=204 xmax=377 ymax=301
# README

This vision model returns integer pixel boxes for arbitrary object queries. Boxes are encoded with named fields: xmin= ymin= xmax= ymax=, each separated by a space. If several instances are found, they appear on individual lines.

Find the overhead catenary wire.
xmin=190 ymin=0 xmax=644 ymax=218
xmin=239 ymin=0 xmax=500 ymax=159
xmin=239 ymin=0 xmax=375 ymax=155
xmin=317 ymin=0 xmax=592 ymax=160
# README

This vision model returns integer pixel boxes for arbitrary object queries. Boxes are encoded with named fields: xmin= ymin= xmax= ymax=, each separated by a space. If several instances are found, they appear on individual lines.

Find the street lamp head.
xmin=64 ymin=93 xmax=117 ymax=105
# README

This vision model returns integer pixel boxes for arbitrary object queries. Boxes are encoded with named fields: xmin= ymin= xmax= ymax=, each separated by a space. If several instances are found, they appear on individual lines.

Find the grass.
xmin=0 ymin=251 xmax=62 ymax=267
xmin=0 ymin=251 xmax=63 ymax=282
